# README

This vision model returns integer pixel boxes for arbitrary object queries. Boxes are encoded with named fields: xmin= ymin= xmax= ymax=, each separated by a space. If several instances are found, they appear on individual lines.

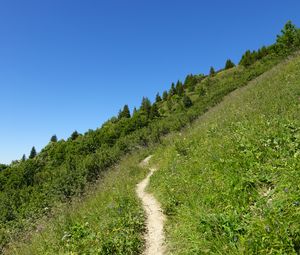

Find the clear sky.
xmin=1 ymin=0 xmax=300 ymax=164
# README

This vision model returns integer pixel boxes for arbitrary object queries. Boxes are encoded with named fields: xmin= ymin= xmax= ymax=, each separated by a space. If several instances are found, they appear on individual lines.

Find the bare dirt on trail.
xmin=136 ymin=156 xmax=166 ymax=255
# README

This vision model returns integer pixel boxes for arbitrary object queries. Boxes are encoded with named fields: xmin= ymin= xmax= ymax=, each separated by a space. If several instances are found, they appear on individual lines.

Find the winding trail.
xmin=136 ymin=156 xmax=166 ymax=255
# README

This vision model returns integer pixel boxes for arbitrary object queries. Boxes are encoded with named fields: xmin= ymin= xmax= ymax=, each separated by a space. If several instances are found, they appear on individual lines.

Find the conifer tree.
xmin=118 ymin=105 xmax=131 ymax=119
xmin=184 ymin=74 xmax=193 ymax=87
xmin=70 ymin=130 xmax=79 ymax=140
xmin=50 ymin=135 xmax=58 ymax=143
xmin=239 ymin=50 xmax=253 ymax=67
xmin=133 ymin=107 xmax=137 ymax=116
xmin=169 ymin=83 xmax=176 ymax=96
xmin=155 ymin=93 xmax=162 ymax=103
xmin=162 ymin=91 xmax=168 ymax=100
xmin=176 ymin=81 xmax=184 ymax=96
xmin=123 ymin=105 xmax=131 ymax=118
xmin=21 ymin=154 xmax=26 ymax=162
xmin=149 ymin=103 xmax=160 ymax=119
xmin=140 ymin=97 xmax=152 ymax=116
xmin=209 ymin=66 xmax=215 ymax=76
xmin=257 ymin=46 xmax=268 ymax=59
xmin=225 ymin=59 xmax=235 ymax=69
xmin=29 ymin=146 xmax=37 ymax=159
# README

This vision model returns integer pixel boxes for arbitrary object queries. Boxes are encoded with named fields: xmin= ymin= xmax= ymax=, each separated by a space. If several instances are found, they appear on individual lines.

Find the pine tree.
xmin=118 ymin=105 xmax=131 ymax=119
xmin=184 ymin=74 xmax=193 ymax=87
xmin=50 ymin=135 xmax=58 ymax=143
xmin=239 ymin=50 xmax=253 ymax=67
xmin=29 ymin=146 xmax=37 ymax=159
xmin=140 ymin=97 xmax=152 ymax=116
xmin=225 ymin=59 xmax=235 ymax=69
xmin=123 ymin=105 xmax=131 ymax=118
xmin=21 ymin=154 xmax=26 ymax=162
xmin=209 ymin=66 xmax=215 ymax=76
xmin=133 ymin=107 xmax=137 ymax=116
xmin=155 ymin=93 xmax=162 ymax=103
xmin=149 ymin=103 xmax=160 ymax=119
xmin=257 ymin=46 xmax=268 ymax=59
xmin=169 ymin=83 xmax=176 ymax=96
xmin=182 ymin=95 xmax=193 ymax=108
xmin=162 ymin=91 xmax=168 ymax=100
xmin=70 ymin=130 xmax=79 ymax=140
xmin=176 ymin=81 xmax=184 ymax=96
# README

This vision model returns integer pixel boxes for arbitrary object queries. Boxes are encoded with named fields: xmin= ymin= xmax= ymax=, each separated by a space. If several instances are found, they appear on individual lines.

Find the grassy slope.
xmin=6 ymin=150 xmax=150 ymax=255
xmin=149 ymin=54 xmax=300 ymax=254
xmin=4 ymin=52 xmax=297 ymax=254
xmin=1 ymin=37 xmax=286 ymax=252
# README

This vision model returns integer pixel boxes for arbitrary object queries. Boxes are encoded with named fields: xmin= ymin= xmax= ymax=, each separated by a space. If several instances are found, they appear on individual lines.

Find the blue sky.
xmin=1 ymin=0 xmax=300 ymax=164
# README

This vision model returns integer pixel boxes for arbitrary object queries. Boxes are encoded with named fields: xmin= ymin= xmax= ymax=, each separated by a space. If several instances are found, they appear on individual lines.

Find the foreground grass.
xmin=149 ymin=55 xmax=300 ymax=254
xmin=6 ymin=151 xmax=149 ymax=255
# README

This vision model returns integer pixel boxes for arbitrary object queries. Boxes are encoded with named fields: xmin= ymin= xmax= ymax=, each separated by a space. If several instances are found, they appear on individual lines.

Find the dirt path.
xmin=136 ymin=156 xmax=166 ymax=255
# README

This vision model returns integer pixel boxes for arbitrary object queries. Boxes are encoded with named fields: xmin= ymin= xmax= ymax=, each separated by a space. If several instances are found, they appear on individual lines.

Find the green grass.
xmin=4 ymin=51 xmax=299 ymax=254
xmin=0 ymin=45 xmax=286 ymax=253
xmin=6 ymin=151 xmax=150 ymax=255
xmin=149 ymin=54 xmax=300 ymax=254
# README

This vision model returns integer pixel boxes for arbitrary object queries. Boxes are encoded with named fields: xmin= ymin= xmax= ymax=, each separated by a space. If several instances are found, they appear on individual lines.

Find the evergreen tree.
xmin=184 ymin=74 xmax=193 ymax=88
xmin=70 ymin=130 xmax=79 ymax=140
xmin=225 ymin=59 xmax=235 ymax=69
xmin=118 ymin=105 xmax=131 ymax=119
xmin=169 ymin=83 xmax=176 ymax=96
xmin=123 ymin=105 xmax=131 ymax=118
xmin=140 ymin=97 xmax=152 ymax=116
xmin=29 ymin=146 xmax=37 ymax=159
xmin=149 ymin=103 xmax=160 ymax=119
xmin=182 ymin=95 xmax=193 ymax=108
xmin=257 ymin=46 xmax=268 ymax=59
xmin=133 ymin=107 xmax=137 ymax=116
xmin=239 ymin=50 xmax=253 ymax=67
xmin=176 ymin=81 xmax=184 ymax=96
xmin=117 ymin=109 xmax=122 ymax=119
xmin=209 ymin=66 xmax=215 ymax=76
xmin=155 ymin=93 xmax=162 ymax=103
xmin=50 ymin=135 xmax=58 ymax=143
xmin=21 ymin=154 xmax=26 ymax=162
xmin=162 ymin=91 xmax=168 ymax=100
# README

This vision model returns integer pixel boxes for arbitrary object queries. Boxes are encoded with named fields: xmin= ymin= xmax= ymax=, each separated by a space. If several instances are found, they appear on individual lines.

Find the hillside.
xmin=1 ymin=21 xmax=300 ymax=254
xmin=149 ymin=53 xmax=300 ymax=254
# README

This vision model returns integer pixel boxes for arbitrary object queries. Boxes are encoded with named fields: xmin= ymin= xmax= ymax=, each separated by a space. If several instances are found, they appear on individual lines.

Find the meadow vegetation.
xmin=150 ymin=52 xmax=300 ymax=254
xmin=8 ymin=152 xmax=149 ymax=254
xmin=1 ymin=21 xmax=300 ymax=253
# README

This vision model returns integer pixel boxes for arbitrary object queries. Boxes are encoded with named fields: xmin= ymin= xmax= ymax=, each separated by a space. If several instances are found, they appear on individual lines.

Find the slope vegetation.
xmin=149 ymin=53 xmax=300 ymax=254
xmin=1 ymin=22 xmax=300 ymax=254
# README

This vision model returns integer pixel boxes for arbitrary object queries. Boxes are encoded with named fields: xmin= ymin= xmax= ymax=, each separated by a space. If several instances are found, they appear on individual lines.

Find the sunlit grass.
xmin=5 ymin=51 xmax=299 ymax=255
xmin=149 ymin=55 xmax=300 ymax=254
xmin=8 ymin=151 xmax=150 ymax=255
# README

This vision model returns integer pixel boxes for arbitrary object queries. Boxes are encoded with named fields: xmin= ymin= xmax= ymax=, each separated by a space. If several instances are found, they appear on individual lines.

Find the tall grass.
xmin=7 ymin=151 xmax=150 ymax=255
xmin=149 ymin=54 xmax=300 ymax=254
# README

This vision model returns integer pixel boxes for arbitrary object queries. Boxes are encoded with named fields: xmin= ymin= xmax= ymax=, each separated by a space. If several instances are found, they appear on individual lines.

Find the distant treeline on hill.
xmin=0 ymin=21 xmax=300 ymax=251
